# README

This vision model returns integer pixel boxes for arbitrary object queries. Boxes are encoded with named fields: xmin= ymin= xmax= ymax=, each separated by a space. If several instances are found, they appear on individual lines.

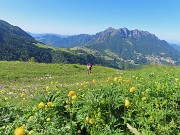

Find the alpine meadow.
xmin=0 ymin=62 xmax=179 ymax=134
xmin=0 ymin=0 xmax=180 ymax=134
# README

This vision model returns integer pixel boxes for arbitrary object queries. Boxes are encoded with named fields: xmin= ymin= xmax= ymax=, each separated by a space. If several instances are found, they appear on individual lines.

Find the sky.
xmin=0 ymin=0 xmax=180 ymax=44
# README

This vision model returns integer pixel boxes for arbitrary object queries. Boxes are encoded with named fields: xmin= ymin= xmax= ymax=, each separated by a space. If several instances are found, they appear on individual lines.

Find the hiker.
xmin=87 ymin=63 xmax=92 ymax=74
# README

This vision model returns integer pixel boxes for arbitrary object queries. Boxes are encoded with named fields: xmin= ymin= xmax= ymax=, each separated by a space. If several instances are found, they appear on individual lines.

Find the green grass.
xmin=0 ymin=61 xmax=120 ymax=83
xmin=0 ymin=61 xmax=121 ymax=106
xmin=34 ymin=43 xmax=56 ymax=50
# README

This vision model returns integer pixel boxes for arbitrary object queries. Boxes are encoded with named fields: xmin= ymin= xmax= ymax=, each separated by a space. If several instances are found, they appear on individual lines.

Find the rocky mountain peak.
xmin=118 ymin=27 xmax=130 ymax=38
xmin=95 ymin=27 xmax=119 ymax=41
xmin=94 ymin=27 xmax=157 ymax=40
xmin=130 ymin=29 xmax=157 ymax=39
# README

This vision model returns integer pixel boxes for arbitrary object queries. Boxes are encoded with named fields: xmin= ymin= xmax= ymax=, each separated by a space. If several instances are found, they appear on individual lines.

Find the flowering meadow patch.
xmin=0 ymin=63 xmax=180 ymax=134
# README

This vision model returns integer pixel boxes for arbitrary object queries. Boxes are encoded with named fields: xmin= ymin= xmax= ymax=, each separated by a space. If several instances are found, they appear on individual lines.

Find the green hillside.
xmin=0 ymin=61 xmax=179 ymax=134
xmin=0 ymin=20 xmax=115 ymax=68
xmin=33 ymin=27 xmax=180 ymax=67
xmin=0 ymin=20 xmax=52 ymax=63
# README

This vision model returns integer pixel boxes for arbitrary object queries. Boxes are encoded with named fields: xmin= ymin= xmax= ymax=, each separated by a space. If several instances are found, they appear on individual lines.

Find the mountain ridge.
xmin=1 ymin=19 xmax=180 ymax=69
xmin=0 ymin=20 xmax=34 ymax=41
xmin=0 ymin=20 xmax=111 ymax=67
xmin=34 ymin=27 xmax=158 ymax=48
xmin=72 ymin=27 xmax=180 ymax=67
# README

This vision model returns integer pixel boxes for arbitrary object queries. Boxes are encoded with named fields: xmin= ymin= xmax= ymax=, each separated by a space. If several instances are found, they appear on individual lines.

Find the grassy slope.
xmin=0 ymin=61 xmax=120 ymax=106
xmin=0 ymin=61 xmax=180 ymax=134
xmin=1 ymin=61 xmax=180 ymax=107
xmin=0 ymin=61 xmax=120 ymax=83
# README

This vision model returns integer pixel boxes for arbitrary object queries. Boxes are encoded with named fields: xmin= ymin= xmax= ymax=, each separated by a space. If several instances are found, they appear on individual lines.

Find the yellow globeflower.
xmin=86 ymin=82 xmax=89 ymax=85
xmin=29 ymin=116 xmax=33 ymax=120
xmin=125 ymin=99 xmax=131 ymax=108
xmin=38 ymin=102 xmax=45 ymax=108
xmin=130 ymin=87 xmax=135 ymax=92
xmin=89 ymin=119 xmax=93 ymax=124
xmin=20 ymin=93 xmax=27 ymax=98
xmin=175 ymin=78 xmax=179 ymax=82
xmin=92 ymin=79 xmax=96 ymax=83
xmin=68 ymin=90 xmax=75 ymax=97
xmin=47 ymin=102 xmax=53 ymax=107
xmin=46 ymin=86 xmax=49 ymax=90
xmin=72 ymin=95 xmax=77 ymax=100
xmin=114 ymin=77 xmax=118 ymax=82
xmin=119 ymin=76 xmax=123 ymax=81
xmin=14 ymin=126 xmax=25 ymax=135
xmin=85 ymin=117 xmax=89 ymax=123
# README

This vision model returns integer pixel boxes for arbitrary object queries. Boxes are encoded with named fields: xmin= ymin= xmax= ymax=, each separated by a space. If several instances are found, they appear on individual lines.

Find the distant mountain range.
xmin=1 ymin=19 xmax=180 ymax=69
xmin=32 ymin=33 xmax=94 ymax=48
xmin=28 ymin=32 xmax=69 ymax=38
xmin=170 ymin=44 xmax=180 ymax=52
xmin=32 ymin=27 xmax=180 ymax=67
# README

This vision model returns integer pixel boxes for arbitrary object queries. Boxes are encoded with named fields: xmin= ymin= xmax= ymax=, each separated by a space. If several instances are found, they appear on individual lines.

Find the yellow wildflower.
xmin=86 ymin=82 xmax=89 ymax=85
xmin=89 ymin=119 xmax=93 ymax=124
xmin=85 ymin=117 xmax=89 ymax=123
xmin=68 ymin=91 xmax=75 ymax=97
xmin=20 ymin=93 xmax=27 ymax=98
xmin=29 ymin=116 xmax=33 ymax=120
xmin=46 ymin=86 xmax=49 ymax=90
xmin=125 ymin=99 xmax=130 ymax=108
xmin=47 ymin=102 xmax=53 ymax=107
xmin=119 ymin=76 xmax=123 ymax=81
xmin=92 ymin=79 xmax=96 ymax=83
xmin=72 ymin=95 xmax=77 ymax=100
xmin=130 ymin=87 xmax=135 ymax=92
xmin=175 ymin=78 xmax=179 ymax=82
xmin=114 ymin=77 xmax=118 ymax=82
xmin=38 ymin=102 xmax=45 ymax=108
xmin=14 ymin=126 xmax=25 ymax=135
xmin=85 ymin=117 xmax=93 ymax=124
